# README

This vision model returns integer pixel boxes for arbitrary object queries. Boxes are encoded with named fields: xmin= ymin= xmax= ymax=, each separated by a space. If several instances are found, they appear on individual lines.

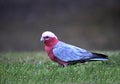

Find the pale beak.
xmin=40 ymin=37 xmax=44 ymax=41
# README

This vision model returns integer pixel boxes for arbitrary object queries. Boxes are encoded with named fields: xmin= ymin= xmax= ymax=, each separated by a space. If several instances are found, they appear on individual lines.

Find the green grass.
xmin=0 ymin=51 xmax=120 ymax=84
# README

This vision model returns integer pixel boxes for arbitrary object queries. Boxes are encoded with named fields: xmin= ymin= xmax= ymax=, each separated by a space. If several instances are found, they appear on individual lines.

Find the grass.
xmin=0 ymin=51 xmax=120 ymax=84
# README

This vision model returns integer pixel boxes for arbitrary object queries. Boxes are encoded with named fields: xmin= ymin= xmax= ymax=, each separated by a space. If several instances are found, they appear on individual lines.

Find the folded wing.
xmin=53 ymin=41 xmax=93 ymax=62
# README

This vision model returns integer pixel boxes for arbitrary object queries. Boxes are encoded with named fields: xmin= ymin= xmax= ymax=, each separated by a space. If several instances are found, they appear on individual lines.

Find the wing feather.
xmin=53 ymin=41 xmax=93 ymax=62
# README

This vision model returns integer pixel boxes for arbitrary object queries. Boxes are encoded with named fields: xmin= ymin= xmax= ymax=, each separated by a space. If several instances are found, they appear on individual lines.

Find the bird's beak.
xmin=40 ymin=37 xmax=44 ymax=41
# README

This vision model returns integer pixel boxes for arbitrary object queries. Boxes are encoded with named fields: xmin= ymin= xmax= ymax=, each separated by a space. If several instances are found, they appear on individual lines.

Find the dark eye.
xmin=44 ymin=36 xmax=50 ymax=39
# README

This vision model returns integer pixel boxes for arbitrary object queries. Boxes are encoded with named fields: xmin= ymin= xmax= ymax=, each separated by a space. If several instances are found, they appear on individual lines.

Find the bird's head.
xmin=40 ymin=31 xmax=58 ymax=42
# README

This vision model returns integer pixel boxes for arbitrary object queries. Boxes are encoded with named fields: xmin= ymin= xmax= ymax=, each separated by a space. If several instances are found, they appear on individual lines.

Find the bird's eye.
xmin=44 ymin=36 xmax=50 ymax=39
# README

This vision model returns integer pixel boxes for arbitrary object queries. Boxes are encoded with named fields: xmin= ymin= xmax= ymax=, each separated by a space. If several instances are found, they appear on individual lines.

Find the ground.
xmin=0 ymin=51 xmax=120 ymax=84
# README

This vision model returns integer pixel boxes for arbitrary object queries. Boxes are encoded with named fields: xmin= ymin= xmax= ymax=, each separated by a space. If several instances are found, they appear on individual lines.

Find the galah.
xmin=40 ymin=31 xmax=108 ymax=67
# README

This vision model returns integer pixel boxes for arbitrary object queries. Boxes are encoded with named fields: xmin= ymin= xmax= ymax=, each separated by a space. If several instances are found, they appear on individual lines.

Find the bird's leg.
xmin=58 ymin=63 xmax=68 ymax=67
xmin=63 ymin=63 xmax=68 ymax=67
xmin=61 ymin=63 xmax=68 ymax=67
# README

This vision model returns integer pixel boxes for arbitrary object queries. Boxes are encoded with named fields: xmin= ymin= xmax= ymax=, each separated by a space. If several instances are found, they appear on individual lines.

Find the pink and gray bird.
xmin=40 ymin=31 xmax=108 ymax=67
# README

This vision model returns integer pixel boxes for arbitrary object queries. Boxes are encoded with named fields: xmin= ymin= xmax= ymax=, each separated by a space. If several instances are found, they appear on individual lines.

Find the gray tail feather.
xmin=90 ymin=53 xmax=108 ymax=61
xmin=68 ymin=53 xmax=108 ymax=65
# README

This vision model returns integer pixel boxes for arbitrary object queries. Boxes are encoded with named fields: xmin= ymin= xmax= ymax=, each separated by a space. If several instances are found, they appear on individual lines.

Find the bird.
xmin=40 ymin=31 xmax=108 ymax=67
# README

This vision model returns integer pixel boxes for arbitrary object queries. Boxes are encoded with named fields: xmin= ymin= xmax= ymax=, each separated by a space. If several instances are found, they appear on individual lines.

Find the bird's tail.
xmin=90 ymin=53 xmax=108 ymax=61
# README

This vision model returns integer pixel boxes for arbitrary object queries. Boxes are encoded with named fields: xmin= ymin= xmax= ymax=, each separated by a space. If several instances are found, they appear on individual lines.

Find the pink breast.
xmin=45 ymin=46 xmax=57 ymax=62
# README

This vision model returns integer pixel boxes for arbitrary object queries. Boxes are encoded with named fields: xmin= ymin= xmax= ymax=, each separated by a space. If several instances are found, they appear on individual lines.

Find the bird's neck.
xmin=44 ymin=37 xmax=59 ymax=47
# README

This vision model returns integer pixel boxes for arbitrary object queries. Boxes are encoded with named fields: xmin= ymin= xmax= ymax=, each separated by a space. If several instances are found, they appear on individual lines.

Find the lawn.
xmin=0 ymin=51 xmax=120 ymax=84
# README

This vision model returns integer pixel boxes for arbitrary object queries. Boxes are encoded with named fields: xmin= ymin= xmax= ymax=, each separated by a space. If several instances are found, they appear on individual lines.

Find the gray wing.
xmin=53 ymin=42 xmax=93 ymax=62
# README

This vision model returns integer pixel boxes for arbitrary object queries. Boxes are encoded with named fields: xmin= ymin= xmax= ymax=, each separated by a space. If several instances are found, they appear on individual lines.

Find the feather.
xmin=41 ymin=31 xmax=108 ymax=67
xmin=53 ymin=41 xmax=94 ymax=62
